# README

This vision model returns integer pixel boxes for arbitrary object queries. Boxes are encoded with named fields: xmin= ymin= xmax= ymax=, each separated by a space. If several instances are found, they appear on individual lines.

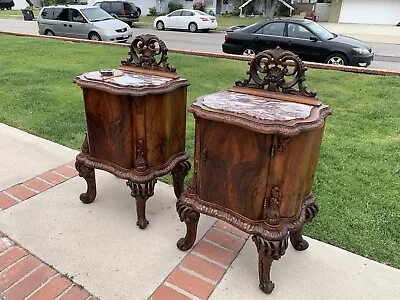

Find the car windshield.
xmin=81 ymin=7 xmax=114 ymax=22
xmin=307 ymin=22 xmax=335 ymax=40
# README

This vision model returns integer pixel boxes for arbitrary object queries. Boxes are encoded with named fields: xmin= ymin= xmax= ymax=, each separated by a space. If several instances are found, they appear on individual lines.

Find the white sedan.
xmin=154 ymin=9 xmax=217 ymax=33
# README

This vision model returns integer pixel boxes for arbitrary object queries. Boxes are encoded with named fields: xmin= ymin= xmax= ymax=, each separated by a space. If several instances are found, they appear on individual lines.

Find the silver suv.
xmin=37 ymin=5 xmax=133 ymax=42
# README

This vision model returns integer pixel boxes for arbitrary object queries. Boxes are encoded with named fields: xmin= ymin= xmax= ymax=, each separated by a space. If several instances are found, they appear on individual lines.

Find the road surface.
xmin=1 ymin=18 xmax=399 ymax=71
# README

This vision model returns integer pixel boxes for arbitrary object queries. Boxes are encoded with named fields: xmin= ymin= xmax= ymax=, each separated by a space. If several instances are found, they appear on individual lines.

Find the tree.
xmin=262 ymin=0 xmax=280 ymax=18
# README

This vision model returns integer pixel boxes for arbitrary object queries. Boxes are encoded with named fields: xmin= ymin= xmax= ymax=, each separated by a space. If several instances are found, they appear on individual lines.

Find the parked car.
xmin=94 ymin=1 xmax=140 ymax=27
xmin=37 ymin=5 xmax=132 ymax=42
xmin=154 ymin=9 xmax=217 ymax=33
xmin=222 ymin=18 xmax=374 ymax=67
xmin=0 ymin=0 xmax=15 ymax=10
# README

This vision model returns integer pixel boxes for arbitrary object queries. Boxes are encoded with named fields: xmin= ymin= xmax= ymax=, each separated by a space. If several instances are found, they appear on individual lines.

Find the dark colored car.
xmin=94 ymin=1 xmax=141 ymax=26
xmin=222 ymin=18 xmax=374 ymax=67
xmin=0 ymin=0 xmax=15 ymax=10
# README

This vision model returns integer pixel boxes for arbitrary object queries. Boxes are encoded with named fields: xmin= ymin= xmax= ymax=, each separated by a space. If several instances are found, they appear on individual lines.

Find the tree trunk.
xmin=264 ymin=0 xmax=280 ymax=18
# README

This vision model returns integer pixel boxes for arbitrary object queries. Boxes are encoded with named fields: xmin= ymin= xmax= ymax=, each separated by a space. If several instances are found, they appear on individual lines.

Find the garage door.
xmin=339 ymin=0 xmax=400 ymax=25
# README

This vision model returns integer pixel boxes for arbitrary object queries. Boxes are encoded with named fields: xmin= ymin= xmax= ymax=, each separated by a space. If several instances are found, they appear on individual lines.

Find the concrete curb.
xmin=0 ymin=30 xmax=399 ymax=76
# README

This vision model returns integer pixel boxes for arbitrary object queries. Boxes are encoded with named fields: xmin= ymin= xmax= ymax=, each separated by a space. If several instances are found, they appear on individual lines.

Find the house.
xmin=329 ymin=0 xmax=400 ymax=25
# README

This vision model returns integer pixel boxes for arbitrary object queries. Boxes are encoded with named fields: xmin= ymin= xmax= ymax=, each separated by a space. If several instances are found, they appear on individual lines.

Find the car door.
xmin=69 ymin=8 xmax=89 ymax=39
xmin=53 ymin=8 xmax=70 ymax=37
xmin=165 ymin=10 xmax=182 ymax=29
xmin=180 ymin=10 xmax=194 ymax=30
xmin=286 ymin=22 xmax=325 ymax=62
xmin=252 ymin=21 xmax=287 ymax=53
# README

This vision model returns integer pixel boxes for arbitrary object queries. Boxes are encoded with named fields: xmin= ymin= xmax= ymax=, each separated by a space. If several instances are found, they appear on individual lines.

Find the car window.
xmin=181 ymin=11 xmax=193 ymax=17
xmin=256 ymin=22 xmax=285 ymax=36
xmin=124 ymin=2 xmax=135 ymax=11
xmin=55 ymin=8 xmax=69 ymax=21
xmin=81 ymin=7 xmax=113 ymax=22
xmin=287 ymin=23 xmax=314 ymax=39
xmin=41 ymin=8 xmax=53 ymax=19
xmin=99 ymin=2 xmax=108 ymax=10
xmin=169 ymin=11 xmax=182 ymax=17
xmin=110 ymin=2 xmax=123 ymax=12
xmin=71 ymin=9 xmax=85 ymax=23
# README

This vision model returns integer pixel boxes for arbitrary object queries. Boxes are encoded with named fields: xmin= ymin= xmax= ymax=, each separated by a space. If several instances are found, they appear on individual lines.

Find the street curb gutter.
xmin=1 ymin=30 xmax=399 ymax=77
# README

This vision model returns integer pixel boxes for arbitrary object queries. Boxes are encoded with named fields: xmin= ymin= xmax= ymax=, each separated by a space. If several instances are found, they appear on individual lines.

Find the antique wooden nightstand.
xmin=74 ymin=34 xmax=191 ymax=229
xmin=176 ymin=47 xmax=332 ymax=294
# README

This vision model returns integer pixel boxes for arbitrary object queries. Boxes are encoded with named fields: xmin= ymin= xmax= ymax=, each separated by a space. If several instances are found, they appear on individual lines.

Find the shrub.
xmin=193 ymin=1 xmax=205 ymax=12
xmin=148 ymin=6 xmax=157 ymax=16
xmin=168 ymin=1 xmax=183 ymax=13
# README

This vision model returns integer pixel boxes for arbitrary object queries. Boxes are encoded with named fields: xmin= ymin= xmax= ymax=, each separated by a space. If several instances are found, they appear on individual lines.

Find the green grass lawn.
xmin=0 ymin=34 xmax=399 ymax=269
xmin=0 ymin=9 xmax=23 ymax=19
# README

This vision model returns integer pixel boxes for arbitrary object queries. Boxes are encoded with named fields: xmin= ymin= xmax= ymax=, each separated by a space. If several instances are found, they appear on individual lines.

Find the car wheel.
xmin=45 ymin=29 xmax=55 ymax=36
xmin=189 ymin=22 xmax=198 ymax=33
xmin=89 ymin=32 xmax=101 ymax=41
xmin=156 ymin=21 xmax=165 ymax=31
xmin=242 ymin=48 xmax=256 ymax=57
xmin=325 ymin=53 xmax=347 ymax=65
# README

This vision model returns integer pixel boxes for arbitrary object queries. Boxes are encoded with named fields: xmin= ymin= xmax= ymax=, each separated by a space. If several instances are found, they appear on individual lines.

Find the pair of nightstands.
xmin=74 ymin=35 xmax=331 ymax=294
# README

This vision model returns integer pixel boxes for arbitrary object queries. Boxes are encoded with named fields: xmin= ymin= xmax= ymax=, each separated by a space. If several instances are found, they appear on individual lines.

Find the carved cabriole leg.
xmin=176 ymin=200 xmax=200 ymax=251
xmin=75 ymin=158 xmax=97 ymax=204
xmin=126 ymin=179 xmax=157 ymax=229
xmin=171 ymin=160 xmax=191 ymax=199
xmin=252 ymin=235 xmax=288 ymax=294
xmin=290 ymin=202 xmax=319 ymax=251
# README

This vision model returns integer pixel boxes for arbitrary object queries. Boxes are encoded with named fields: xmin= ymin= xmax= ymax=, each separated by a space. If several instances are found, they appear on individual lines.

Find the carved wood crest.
xmin=235 ymin=47 xmax=317 ymax=98
xmin=121 ymin=34 xmax=176 ymax=73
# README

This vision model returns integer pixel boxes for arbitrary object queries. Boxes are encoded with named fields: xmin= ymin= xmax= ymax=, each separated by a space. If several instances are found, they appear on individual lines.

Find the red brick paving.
xmin=24 ymin=178 xmax=52 ymax=193
xmin=5 ymin=185 xmax=36 ymax=201
xmin=151 ymin=285 xmax=191 ymax=300
xmin=38 ymin=171 xmax=67 ymax=185
xmin=0 ymin=193 xmax=18 ymax=210
xmin=28 ymin=275 xmax=72 ymax=300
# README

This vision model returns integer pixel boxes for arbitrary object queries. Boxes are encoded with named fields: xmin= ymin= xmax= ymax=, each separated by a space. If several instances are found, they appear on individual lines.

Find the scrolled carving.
xmin=235 ymin=47 xmax=316 ymax=98
xmin=252 ymin=235 xmax=288 ymax=260
xmin=171 ymin=160 xmax=191 ymax=199
xmin=81 ymin=133 xmax=89 ymax=154
xmin=121 ymin=34 xmax=176 ymax=73
xmin=176 ymin=201 xmax=200 ymax=251
xmin=305 ymin=202 xmax=318 ymax=221
xmin=265 ymin=186 xmax=280 ymax=225
xmin=136 ymin=139 xmax=147 ymax=172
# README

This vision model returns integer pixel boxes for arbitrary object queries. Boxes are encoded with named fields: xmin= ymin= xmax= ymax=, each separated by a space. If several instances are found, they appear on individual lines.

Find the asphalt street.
xmin=1 ymin=18 xmax=400 ymax=71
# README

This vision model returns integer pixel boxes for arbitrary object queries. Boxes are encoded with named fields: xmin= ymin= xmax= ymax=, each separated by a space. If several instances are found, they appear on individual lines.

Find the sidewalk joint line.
xmin=21 ymin=183 xmax=40 ymax=194
xmin=211 ymin=226 xmax=248 ymax=240
xmin=202 ymin=238 xmax=236 ymax=253
xmin=163 ymin=282 xmax=200 ymax=300
xmin=190 ymin=252 xmax=229 ymax=269
xmin=0 ymin=253 xmax=28 ymax=275
xmin=1 ymin=263 xmax=44 ymax=294
xmin=1 ymin=191 xmax=21 ymax=203
xmin=178 ymin=265 xmax=217 ymax=285
xmin=25 ymin=272 xmax=59 ymax=299
xmin=55 ymin=283 xmax=74 ymax=300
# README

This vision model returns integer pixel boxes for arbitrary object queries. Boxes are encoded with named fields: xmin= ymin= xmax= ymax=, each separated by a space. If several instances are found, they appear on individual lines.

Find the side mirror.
xmin=310 ymin=36 xmax=319 ymax=42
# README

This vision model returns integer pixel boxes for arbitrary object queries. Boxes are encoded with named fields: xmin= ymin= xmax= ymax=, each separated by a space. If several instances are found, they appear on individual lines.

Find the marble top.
xmin=83 ymin=69 xmax=172 ymax=87
xmin=200 ymin=91 xmax=313 ymax=121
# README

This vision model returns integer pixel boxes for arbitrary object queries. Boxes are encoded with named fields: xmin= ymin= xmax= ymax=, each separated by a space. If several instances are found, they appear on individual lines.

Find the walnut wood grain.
xmin=75 ymin=66 xmax=190 ymax=228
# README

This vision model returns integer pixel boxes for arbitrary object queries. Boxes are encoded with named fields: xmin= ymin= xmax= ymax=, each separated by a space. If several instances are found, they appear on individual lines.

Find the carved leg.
xmin=126 ymin=179 xmax=157 ymax=229
xmin=75 ymin=158 xmax=97 ymax=204
xmin=171 ymin=161 xmax=191 ymax=199
xmin=290 ymin=202 xmax=318 ymax=251
xmin=252 ymin=235 xmax=288 ymax=294
xmin=176 ymin=200 xmax=200 ymax=251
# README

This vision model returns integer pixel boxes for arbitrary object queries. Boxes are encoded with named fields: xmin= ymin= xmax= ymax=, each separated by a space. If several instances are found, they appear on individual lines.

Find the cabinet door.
xmin=198 ymin=119 xmax=273 ymax=221
xmin=83 ymin=89 xmax=133 ymax=169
